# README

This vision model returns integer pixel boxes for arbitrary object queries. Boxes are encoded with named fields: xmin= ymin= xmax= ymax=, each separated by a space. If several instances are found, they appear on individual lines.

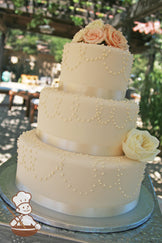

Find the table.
xmin=0 ymin=86 xmax=11 ymax=95
xmin=9 ymin=89 xmax=40 ymax=117
xmin=0 ymin=166 xmax=161 ymax=242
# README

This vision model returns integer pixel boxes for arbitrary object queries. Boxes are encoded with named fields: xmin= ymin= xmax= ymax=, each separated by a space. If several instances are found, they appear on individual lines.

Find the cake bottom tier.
xmin=16 ymin=129 xmax=146 ymax=218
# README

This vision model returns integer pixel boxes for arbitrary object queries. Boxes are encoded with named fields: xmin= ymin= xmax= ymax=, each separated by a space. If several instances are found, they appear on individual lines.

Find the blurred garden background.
xmin=0 ymin=0 xmax=161 ymax=208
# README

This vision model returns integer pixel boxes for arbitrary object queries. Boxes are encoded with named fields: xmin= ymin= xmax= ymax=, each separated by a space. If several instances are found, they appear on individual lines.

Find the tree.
xmin=6 ymin=29 xmax=70 ymax=62
xmin=131 ymin=32 xmax=162 ymax=150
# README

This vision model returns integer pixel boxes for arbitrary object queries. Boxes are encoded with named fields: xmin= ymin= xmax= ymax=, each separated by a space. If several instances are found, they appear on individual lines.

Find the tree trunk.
xmin=0 ymin=32 xmax=5 ymax=80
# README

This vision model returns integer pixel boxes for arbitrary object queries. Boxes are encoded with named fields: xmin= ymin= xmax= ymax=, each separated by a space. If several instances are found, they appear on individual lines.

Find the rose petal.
xmin=104 ymin=25 xmax=128 ymax=50
xmin=72 ymin=29 xmax=85 ymax=43
xmin=83 ymin=28 xmax=105 ymax=44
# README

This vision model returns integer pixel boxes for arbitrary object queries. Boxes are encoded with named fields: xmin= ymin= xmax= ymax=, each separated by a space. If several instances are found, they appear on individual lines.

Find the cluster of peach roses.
xmin=72 ymin=19 xmax=129 ymax=50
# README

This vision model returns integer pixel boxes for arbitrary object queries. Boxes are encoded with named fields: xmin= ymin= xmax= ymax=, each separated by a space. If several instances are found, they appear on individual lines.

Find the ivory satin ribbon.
xmin=16 ymin=180 xmax=138 ymax=217
xmin=36 ymin=129 xmax=117 ymax=156
xmin=63 ymin=85 xmax=125 ymax=100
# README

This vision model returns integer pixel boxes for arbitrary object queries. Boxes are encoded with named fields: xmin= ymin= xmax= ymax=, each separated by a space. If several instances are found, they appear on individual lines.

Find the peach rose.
xmin=83 ymin=28 xmax=105 ymax=44
xmin=104 ymin=24 xmax=128 ymax=50
xmin=122 ymin=128 xmax=160 ymax=162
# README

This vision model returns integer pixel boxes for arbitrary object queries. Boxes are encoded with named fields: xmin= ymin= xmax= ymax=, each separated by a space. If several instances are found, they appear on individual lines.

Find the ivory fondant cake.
xmin=16 ymin=20 xmax=160 ymax=218
xmin=61 ymin=43 xmax=133 ymax=99
xmin=37 ymin=88 xmax=138 ymax=156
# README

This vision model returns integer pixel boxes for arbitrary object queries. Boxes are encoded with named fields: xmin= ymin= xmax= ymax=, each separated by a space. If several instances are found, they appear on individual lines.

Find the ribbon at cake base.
xmin=36 ymin=129 xmax=120 ymax=156
xmin=16 ymin=180 xmax=138 ymax=218
xmin=63 ymin=84 xmax=125 ymax=100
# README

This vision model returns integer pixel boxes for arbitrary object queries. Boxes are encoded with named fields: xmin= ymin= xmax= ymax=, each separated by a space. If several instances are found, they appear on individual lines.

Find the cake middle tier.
xmin=37 ymin=87 xmax=138 ymax=156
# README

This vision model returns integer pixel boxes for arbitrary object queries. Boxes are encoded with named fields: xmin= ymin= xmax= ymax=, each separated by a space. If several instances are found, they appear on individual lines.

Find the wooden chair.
xmin=9 ymin=89 xmax=40 ymax=117
xmin=30 ymin=98 xmax=39 ymax=123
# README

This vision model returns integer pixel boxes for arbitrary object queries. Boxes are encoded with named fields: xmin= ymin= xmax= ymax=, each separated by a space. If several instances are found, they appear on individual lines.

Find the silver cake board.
xmin=0 ymin=156 xmax=154 ymax=233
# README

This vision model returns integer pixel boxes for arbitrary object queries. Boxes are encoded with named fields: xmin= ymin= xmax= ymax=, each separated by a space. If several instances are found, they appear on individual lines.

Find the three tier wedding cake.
xmin=16 ymin=20 xmax=159 ymax=218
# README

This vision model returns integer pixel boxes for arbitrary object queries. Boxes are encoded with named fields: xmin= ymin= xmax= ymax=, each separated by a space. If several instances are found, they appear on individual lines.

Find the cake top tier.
xmin=72 ymin=19 xmax=129 ymax=51
xmin=60 ymin=20 xmax=133 ymax=100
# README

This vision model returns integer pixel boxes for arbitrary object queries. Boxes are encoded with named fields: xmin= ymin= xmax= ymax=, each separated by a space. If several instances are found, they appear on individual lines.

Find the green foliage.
xmin=12 ymin=0 xmax=24 ymax=7
xmin=131 ymin=54 xmax=147 ymax=91
xmin=70 ymin=16 xmax=84 ymax=26
xmin=11 ymin=0 xmax=24 ymax=14
xmin=28 ymin=14 xmax=50 ymax=29
xmin=7 ymin=30 xmax=38 ymax=54
xmin=6 ymin=29 xmax=70 ymax=61
xmin=131 ymin=34 xmax=162 ymax=148
xmin=10 ymin=0 xmax=136 ymax=29
xmin=47 ymin=3 xmax=59 ymax=15
xmin=44 ymin=35 xmax=70 ymax=62
xmin=86 ymin=2 xmax=93 ymax=7
xmin=140 ymin=67 xmax=162 ymax=147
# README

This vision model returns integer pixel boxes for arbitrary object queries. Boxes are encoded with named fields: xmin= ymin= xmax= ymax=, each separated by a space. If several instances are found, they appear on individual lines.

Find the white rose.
xmin=85 ymin=19 xmax=104 ymax=30
xmin=72 ymin=20 xmax=104 ymax=43
xmin=122 ymin=128 xmax=160 ymax=162
xmin=72 ymin=29 xmax=85 ymax=43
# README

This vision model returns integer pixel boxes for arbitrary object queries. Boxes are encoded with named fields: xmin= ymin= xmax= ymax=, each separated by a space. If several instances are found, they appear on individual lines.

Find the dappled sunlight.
xmin=0 ymin=94 xmax=36 ymax=165
xmin=146 ymin=156 xmax=162 ymax=197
